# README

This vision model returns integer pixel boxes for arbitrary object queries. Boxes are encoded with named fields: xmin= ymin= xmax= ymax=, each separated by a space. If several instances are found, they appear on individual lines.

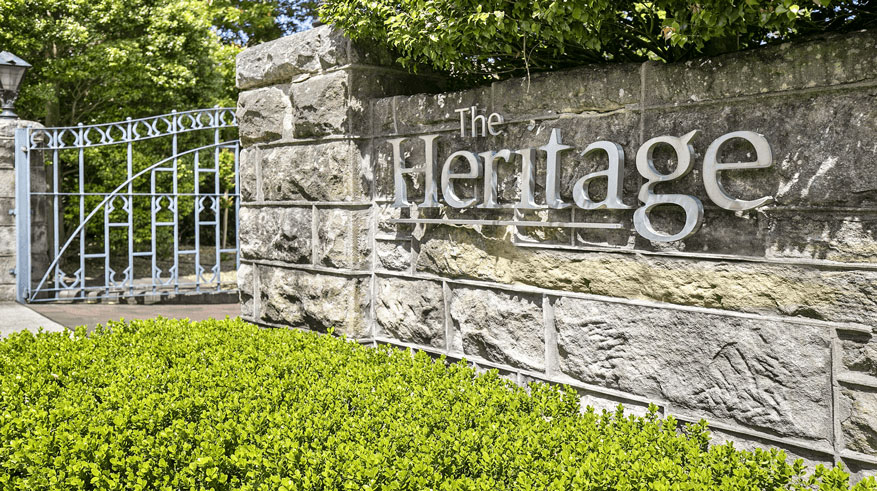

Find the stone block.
xmin=375 ymin=239 xmax=411 ymax=271
xmin=635 ymin=206 xmax=877 ymax=263
xmin=348 ymin=69 xmax=443 ymax=136
xmin=516 ymin=208 xmax=575 ymax=246
xmin=449 ymin=286 xmax=544 ymax=371
xmin=0 ymin=168 xmax=14 ymax=197
xmin=238 ymin=262 xmax=254 ymax=318
xmin=385 ymin=86 xmax=491 ymax=135
xmin=839 ymin=386 xmax=877 ymax=455
xmin=0 ymin=285 xmax=14 ymax=301
xmin=239 ymin=147 xmax=259 ymax=202
xmin=494 ymin=62 xmax=641 ymax=120
xmin=644 ymin=30 xmax=877 ymax=107
xmin=260 ymin=142 xmax=360 ymax=202
xmin=316 ymin=208 xmax=371 ymax=269
xmin=372 ymin=97 xmax=395 ymax=137
xmin=288 ymin=68 xmax=436 ymax=138
xmin=554 ymin=297 xmax=833 ymax=441
xmin=237 ymin=85 xmax=292 ymax=145
xmin=0 ymin=198 xmax=14 ymax=226
xmin=841 ymin=331 xmax=877 ymax=379
xmin=847 ymin=461 xmax=877 ymax=487
xmin=291 ymin=71 xmax=350 ymax=138
xmin=258 ymin=266 xmax=369 ymax=338
xmin=0 ymin=255 xmax=15 ymax=285
xmin=0 ymin=226 xmax=15 ymax=256
xmin=374 ymin=203 xmax=414 ymax=237
xmin=0 ymin=149 xmax=12 ymax=171
xmin=236 ymin=26 xmax=353 ymax=90
xmin=375 ymin=277 xmax=444 ymax=348
xmin=765 ymin=211 xmax=877 ymax=263
xmin=415 ymin=225 xmax=877 ymax=325
xmin=240 ymin=206 xmax=311 ymax=263
xmin=631 ymin=206 xmax=767 ymax=256
xmin=640 ymin=89 xmax=877 ymax=209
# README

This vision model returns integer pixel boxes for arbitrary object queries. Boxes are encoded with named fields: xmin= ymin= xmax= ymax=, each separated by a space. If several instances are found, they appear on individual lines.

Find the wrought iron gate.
xmin=14 ymin=108 xmax=240 ymax=303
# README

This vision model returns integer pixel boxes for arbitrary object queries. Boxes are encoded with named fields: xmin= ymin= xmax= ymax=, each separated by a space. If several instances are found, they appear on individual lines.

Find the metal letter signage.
xmin=389 ymin=107 xmax=775 ymax=243
xmin=633 ymin=130 xmax=704 ymax=242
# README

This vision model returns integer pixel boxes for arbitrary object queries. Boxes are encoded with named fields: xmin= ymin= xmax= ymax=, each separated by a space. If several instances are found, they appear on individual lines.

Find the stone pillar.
xmin=235 ymin=26 xmax=442 ymax=337
xmin=0 ymin=118 xmax=49 ymax=302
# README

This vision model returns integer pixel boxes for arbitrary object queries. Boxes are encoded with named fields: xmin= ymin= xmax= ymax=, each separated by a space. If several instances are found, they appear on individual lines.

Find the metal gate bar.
xmin=14 ymin=108 xmax=239 ymax=303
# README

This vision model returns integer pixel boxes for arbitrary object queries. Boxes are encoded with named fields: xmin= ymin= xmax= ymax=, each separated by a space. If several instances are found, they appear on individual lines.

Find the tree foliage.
xmin=211 ymin=0 xmax=320 ymax=46
xmin=0 ymin=0 xmax=240 ymax=126
xmin=319 ymin=0 xmax=876 ymax=81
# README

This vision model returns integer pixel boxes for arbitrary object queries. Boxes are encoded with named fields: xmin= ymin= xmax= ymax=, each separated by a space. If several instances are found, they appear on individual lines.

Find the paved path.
xmin=0 ymin=302 xmax=67 ymax=338
xmin=12 ymin=302 xmax=241 ymax=332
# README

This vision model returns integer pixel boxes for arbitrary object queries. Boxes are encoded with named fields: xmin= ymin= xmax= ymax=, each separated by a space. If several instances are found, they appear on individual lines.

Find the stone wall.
xmin=236 ymin=26 xmax=877 ymax=478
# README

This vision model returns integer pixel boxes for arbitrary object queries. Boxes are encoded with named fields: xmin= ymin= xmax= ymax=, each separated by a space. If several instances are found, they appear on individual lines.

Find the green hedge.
xmin=318 ymin=0 xmax=875 ymax=81
xmin=1 ymin=318 xmax=875 ymax=490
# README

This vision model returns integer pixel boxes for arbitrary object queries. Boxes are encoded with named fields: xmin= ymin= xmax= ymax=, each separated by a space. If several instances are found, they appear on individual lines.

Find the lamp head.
xmin=0 ymin=52 xmax=31 ymax=119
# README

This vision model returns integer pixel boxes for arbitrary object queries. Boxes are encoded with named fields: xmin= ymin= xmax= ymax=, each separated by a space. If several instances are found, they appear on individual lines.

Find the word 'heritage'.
xmin=389 ymin=112 xmax=774 ymax=242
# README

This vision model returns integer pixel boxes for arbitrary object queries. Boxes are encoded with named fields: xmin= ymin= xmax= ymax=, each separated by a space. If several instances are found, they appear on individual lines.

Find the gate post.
xmin=0 ymin=118 xmax=48 ymax=303
xmin=13 ymin=127 xmax=29 ymax=303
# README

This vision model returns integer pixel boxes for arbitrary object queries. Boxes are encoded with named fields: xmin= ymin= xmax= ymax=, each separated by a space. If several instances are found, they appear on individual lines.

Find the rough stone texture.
xmin=416 ymin=225 xmax=877 ymax=325
xmin=493 ymin=62 xmax=641 ymax=120
xmin=239 ymin=206 xmax=311 ymax=263
xmin=842 ymin=332 xmax=877 ymax=378
xmin=449 ymin=287 xmax=544 ymax=371
xmin=239 ymin=147 xmax=259 ymax=202
xmin=0 ymin=226 xmax=15 ymax=256
xmin=840 ymin=386 xmax=877 ymax=455
xmin=291 ymin=71 xmax=350 ymax=138
xmin=379 ymin=87 xmax=491 ymax=135
xmin=289 ymin=68 xmax=443 ymax=139
xmin=260 ymin=142 xmax=359 ymax=202
xmin=375 ymin=239 xmax=411 ymax=271
xmin=765 ymin=212 xmax=877 ymax=263
xmin=0 ymin=170 xmax=14 ymax=196
xmin=375 ymin=277 xmax=444 ymax=348
xmin=236 ymin=26 xmax=353 ymax=90
xmin=236 ymin=25 xmax=401 ymax=91
xmin=848 ymin=462 xmax=877 ymax=487
xmin=237 ymin=85 xmax=293 ymax=145
xmin=259 ymin=266 xmax=369 ymax=338
xmin=238 ymin=262 xmax=254 ymax=318
xmin=555 ymin=297 xmax=833 ymax=441
xmin=317 ymin=208 xmax=370 ymax=269
xmin=644 ymin=30 xmax=877 ymax=107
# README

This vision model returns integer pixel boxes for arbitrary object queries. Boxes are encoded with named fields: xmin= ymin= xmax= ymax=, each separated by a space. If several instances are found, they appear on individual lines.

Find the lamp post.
xmin=0 ymin=52 xmax=31 ymax=119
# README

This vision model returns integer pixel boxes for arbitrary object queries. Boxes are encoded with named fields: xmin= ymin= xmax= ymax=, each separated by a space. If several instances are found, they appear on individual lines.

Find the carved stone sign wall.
xmin=235 ymin=26 xmax=877 ymax=478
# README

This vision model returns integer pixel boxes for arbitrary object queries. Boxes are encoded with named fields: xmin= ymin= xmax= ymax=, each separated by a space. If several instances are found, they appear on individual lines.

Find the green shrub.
xmin=1 ymin=318 xmax=875 ymax=490
xmin=318 ymin=0 xmax=875 ymax=81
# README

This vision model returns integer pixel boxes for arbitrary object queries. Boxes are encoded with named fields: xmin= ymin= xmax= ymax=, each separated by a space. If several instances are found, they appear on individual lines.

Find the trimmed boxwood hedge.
xmin=1 ymin=318 xmax=875 ymax=490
